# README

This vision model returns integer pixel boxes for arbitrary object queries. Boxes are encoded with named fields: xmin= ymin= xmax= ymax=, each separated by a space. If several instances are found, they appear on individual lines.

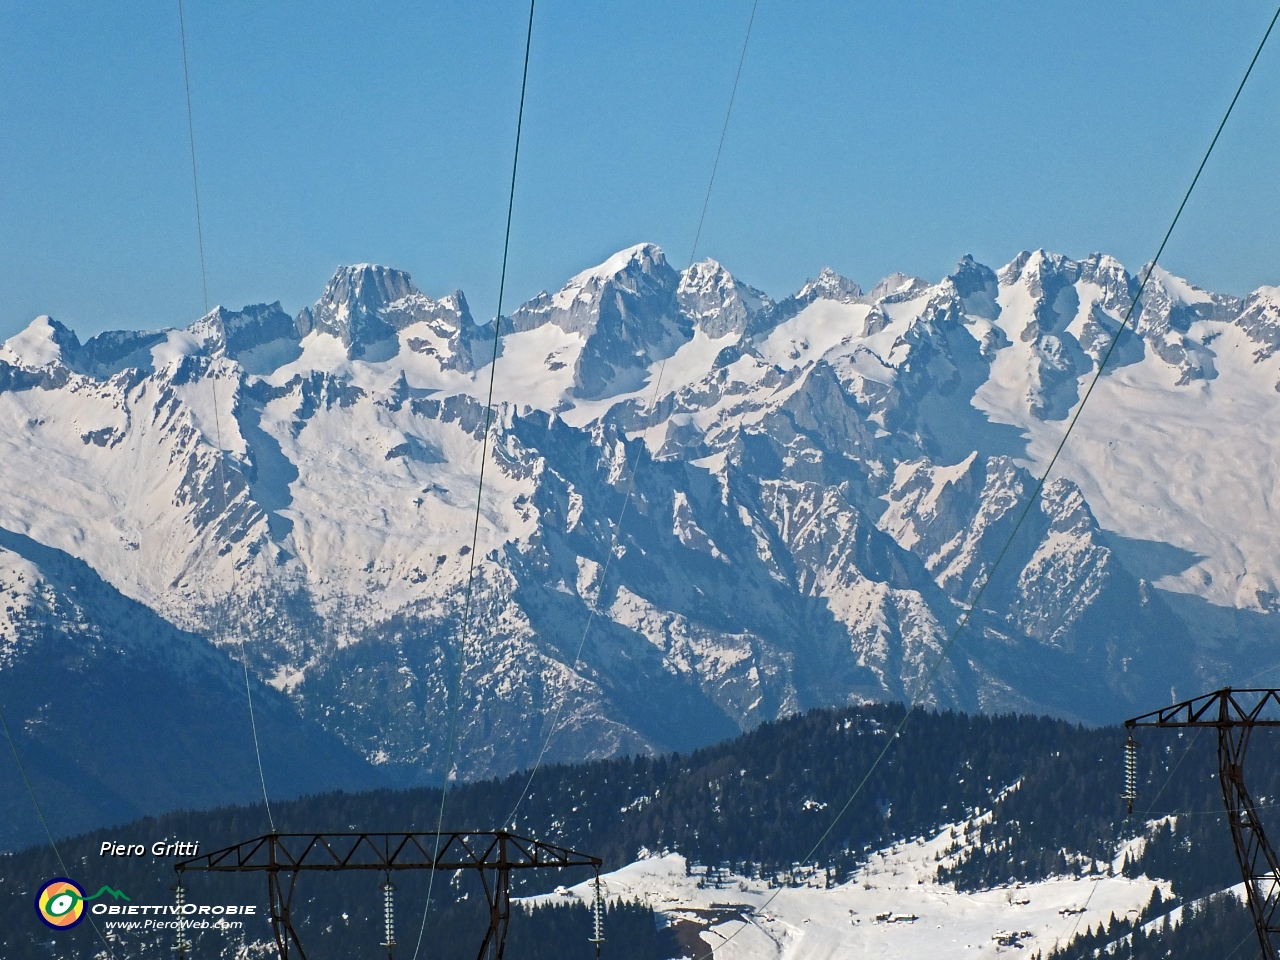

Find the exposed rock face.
xmin=2 ymin=244 xmax=1278 ymax=796
xmin=0 ymin=527 xmax=380 ymax=850
xmin=509 ymin=243 xmax=691 ymax=398
xmin=678 ymin=259 xmax=773 ymax=339
xmin=304 ymin=264 xmax=417 ymax=352
xmin=294 ymin=264 xmax=485 ymax=368
xmin=189 ymin=302 xmax=306 ymax=358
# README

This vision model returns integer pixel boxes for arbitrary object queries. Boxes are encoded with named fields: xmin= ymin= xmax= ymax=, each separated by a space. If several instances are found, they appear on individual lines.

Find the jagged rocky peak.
xmin=1079 ymin=252 xmax=1133 ymax=305
xmin=509 ymin=242 xmax=680 ymax=336
xmin=1125 ymin=264 xmax=1235 ymax=384
xmin=301 ymin=264 xmax=419 ymax=355
xmin=188 ymin=302 xmax=305 ymax=359
xmin=428 ymin=290 xmax=472 ymax=326
xmin=507 ymin=243 xmax=690 ymax=400
xmin=998 ymin=249 xmax=1070 ymax=292
xmin=677 ymin=258 xmax=773 ymax=339
xmin=947 ymin=255 xmax=1000 ymax=320
xmin=1236 ymin=284 xmax=1280 ymax=361
xmin=998 ymin=249 xmax=1129 ymax=306
xmin=299 ymin=264 xmax=478 ymax=361
xmin=998 ymin=251 xmax=1088 ymax=337
xmin=867 ymin=271 xmax=927 ymax=303
xmin=75 ymin=328 xmax=171 ymax=378
xmin=398 ymin=286 xmax=486 ymax=373
xmin=997 ymin=251 xmax=1240 ymax=388
xmin=735 ymin=266 xmax=866 ymax=344
xmin=0 ymin=316 xmax=177 ymax=388
xmin=569 ymin=241 xmax=676 ymax=295
xmin=795 ymin=266 xmax=863 ymax=305
xmin=1136 ymin=264 xmax=1240 ymax=331
xmin=2 ymin=316 xmax=178 ymax=381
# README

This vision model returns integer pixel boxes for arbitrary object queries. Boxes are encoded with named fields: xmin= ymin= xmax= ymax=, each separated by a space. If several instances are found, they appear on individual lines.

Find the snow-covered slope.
xmin=971 ymin=253 xmax=1280 ymax=611
xmin=3 ymin=245 xmax=1279 ymax=784
xmin=530 ymin=829 xmax=1163 ymax=960
xmin=0 ymin=526 xmax=381 ymax=849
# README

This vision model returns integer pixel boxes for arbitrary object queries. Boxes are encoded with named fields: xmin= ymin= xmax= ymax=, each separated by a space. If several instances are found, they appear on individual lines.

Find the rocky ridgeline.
xmin=1 ymin=243 xmax=1278 ymax=820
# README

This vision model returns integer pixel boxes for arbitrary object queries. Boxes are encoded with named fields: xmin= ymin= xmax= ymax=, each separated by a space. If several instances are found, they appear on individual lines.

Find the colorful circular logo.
xmin=35 ymin=878 xmax=86 ymax=929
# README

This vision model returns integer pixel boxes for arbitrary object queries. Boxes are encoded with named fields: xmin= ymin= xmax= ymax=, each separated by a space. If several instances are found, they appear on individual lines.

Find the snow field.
xmin=526 ymin=821 xmax=1165 ymax=960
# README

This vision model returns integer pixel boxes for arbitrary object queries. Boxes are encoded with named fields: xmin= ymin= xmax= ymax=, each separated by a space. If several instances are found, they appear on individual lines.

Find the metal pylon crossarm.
xmin=175 ymin=831 xmax=603 ymax=960
xmin=1127 ymin=687 xmax=1280 ymax=960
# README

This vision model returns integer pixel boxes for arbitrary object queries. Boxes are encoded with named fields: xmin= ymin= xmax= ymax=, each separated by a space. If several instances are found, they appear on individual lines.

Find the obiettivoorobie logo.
xmin=35 ymin=878 xmax=129 ymax=929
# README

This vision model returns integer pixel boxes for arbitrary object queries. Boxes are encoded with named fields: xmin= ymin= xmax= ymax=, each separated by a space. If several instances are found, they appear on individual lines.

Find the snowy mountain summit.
xmin=3 ymin=244 xmax=1279 ymax=785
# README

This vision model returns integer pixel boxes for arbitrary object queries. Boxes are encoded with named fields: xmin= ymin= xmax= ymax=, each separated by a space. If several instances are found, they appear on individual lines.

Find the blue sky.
xmin=2 ymin=0 xmax=1279 ymax=340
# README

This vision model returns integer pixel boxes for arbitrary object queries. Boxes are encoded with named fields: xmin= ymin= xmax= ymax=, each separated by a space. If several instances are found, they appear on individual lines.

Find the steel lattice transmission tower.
xmin=175 ymin=830 xmax=603 ymax=960
xmin=1126 ymin=688 xmax=1280 ymax=960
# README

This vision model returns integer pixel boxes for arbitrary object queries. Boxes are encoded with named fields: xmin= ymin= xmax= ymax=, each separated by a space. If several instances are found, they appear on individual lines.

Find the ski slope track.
xmin=3 ymin=245 xmax=1279 ymax=788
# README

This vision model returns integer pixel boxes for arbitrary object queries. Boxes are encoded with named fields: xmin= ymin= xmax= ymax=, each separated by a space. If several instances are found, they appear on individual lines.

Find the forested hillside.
xmin=2 ymin=703 xmax=1272 ymax=958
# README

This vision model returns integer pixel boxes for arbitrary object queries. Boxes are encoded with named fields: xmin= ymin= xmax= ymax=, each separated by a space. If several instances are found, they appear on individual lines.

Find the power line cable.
xmin=176 ymin=0 xmax=275 ymax=832
xmin=1237 ymin=659 xmax=1280 ymax=686
xmin=410 ymin=4 xmax=537 ymax=958
xmin=0 ymin=8 xmax=262 ymax=957
xmin=1067 ymin=726 xmax=1207 ymax=944
xmin=1065 ymin=608 xmax=1280 ymax=943
xmin=689 ymin=0 xmax=758 ymax=265
xmin=207 ymin=374 xmax=276 ymax=834
xmin=1223 ymin=924 xmax=1264 ymax=960
xmin=0 ymin=705 xmax=116 ymax=957
xmin=679 ymin=5 xmax=1280 ymax=958
xmin=177 ymin=0 xmax=208 ymax=314
xmin=502 ymin=0 xmax=761 ymax=831
xmin=1065 ymin=646 xmax=1280 ymax=944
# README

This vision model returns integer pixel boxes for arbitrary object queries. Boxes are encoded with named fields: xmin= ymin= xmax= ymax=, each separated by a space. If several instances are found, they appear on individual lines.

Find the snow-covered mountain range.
xmin=3 ymin=243 xmax=1279 ymax=790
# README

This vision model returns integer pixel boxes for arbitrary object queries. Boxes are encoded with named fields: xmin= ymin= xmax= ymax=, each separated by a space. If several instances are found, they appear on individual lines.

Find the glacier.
xmin=2 ymin=243 xmax=1279 ymax=790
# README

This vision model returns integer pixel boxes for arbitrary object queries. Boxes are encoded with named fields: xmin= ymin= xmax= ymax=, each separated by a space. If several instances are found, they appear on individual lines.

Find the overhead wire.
xmin=409 ymin=3 xmax=537 ymax=959
xmin=0 ymin=707 xmax=116 ymax=957
xmin=1223 ymin=925 xmax=1264 ymax=960
xmin=177 ymin=0 xmax=208 ymax=314
xmin=1071 ymin=645 xmax=1280 ymax=942
xmin=1067 ymin=726 xmax=1207 ymax=944
xmin=0 ymin=8 xmax=259 ymax=959
xmin=502 ymin=0 xmax=761 ymax=833
xmin=678 ymin=5 xmax=1280 ymax=958
xmin=1137 ymin=728 xmax=1207 ymax=822
xmin=1064 ymin=653 xmax=1280 ymax=944
xmin=688 ymin=0 xmax=759 ymax=266
xmin=1084 ymin=658 xmax=1280 ymax=944
xmin=1236 ymin=657 xmax=1280 ymax=687
xmin=176 ymin=0 xmax=275 ymax=832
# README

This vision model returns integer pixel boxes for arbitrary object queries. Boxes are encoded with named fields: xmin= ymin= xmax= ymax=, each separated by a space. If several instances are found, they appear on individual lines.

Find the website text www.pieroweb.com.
xmin=33 ymin=838 xmax=261 ymax=937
